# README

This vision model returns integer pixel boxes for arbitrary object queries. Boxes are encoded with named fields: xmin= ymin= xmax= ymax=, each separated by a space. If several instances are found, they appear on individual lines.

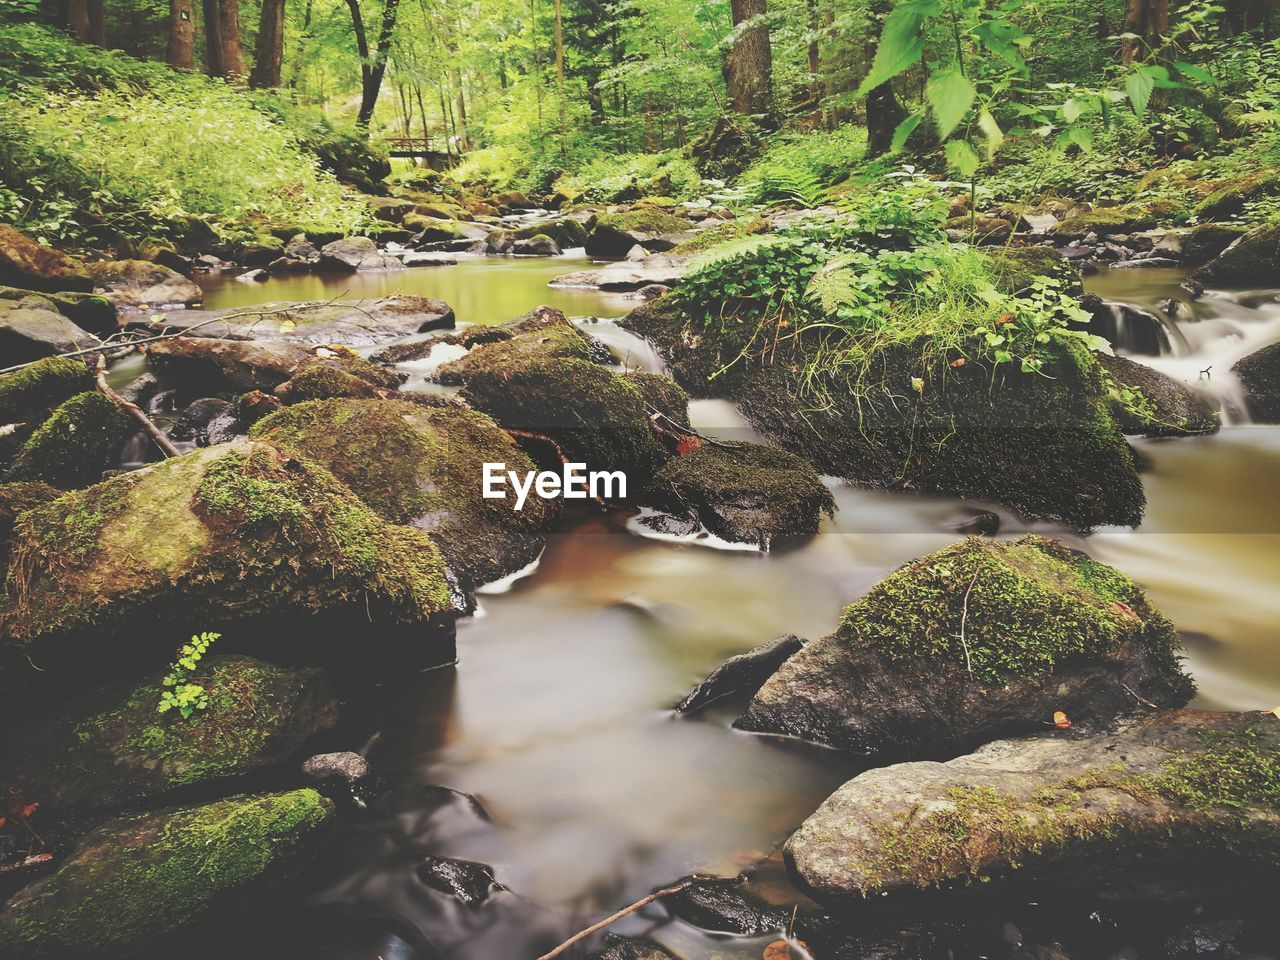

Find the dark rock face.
xmin=0 ymin=224 xmax=93 ymax=293
xmin=416 ymin=855 xmax=502 ymax=906
xmin=0 ymin=296 xmax=102 ymax=365
xmin=584 ymin=211 xmax=693 ymax=259
xmin=168 ymin=397 xmax=240 ymax=445
xmin=640 ymin=443 xmax=833 ymax=549
xmin=316 ymin=236 xmax=405 ymax=272
xmin=785 ymin=710 xmax=1280 ymax=904
xmin=1192 ymin=224 xmax=1280 ymax=286
xmin=0 ymin=790 xmax=333 ymax=960
xmin=1232 ymin=342 xmax=1280 ymax=423
xmin=85 ymin=259 xmax=203 ymax=309
xmin=1097 ymin=354 xmax=1218 ymax=437
xmin=593 ymin=935 xmax=680 ymax=960
xmin=675 ymin=634 xmax=805 ymax=714
xmin=147 ymin=337 xmax=314 ymax=392
xmin=665 ymin=878 xmax=789 ymax=935
xmin=1181 ymin=224 xmax=1250 ymax=267
xmin=738 ymin=536 xmax=1194 ymax=756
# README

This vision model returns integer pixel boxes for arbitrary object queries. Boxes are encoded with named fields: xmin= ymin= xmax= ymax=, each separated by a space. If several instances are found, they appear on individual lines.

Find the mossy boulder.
xmin=0 ymin=789 xmax=333 ymax=960
xmin=1191 ymin=223 xmax=1280 ymax=286
xmin=253 ymin=398 xmax=559 ymax=590
xmin=85 ymin=259 xmax=203 ymax=310
xmin=1193 ymin=171 xmax=1280 ymax=221
xmin=1231 ymin=341 xmax=1280 ymax=423
xmin=142 ymin=295 xmax=455 ymax=346
xmin=0 ymin=440 xmax=453 ymax=690
xmin=1052 ymin=206 xmax=1157 ymax=238
xmin=1181 ymin=222 xmax=1250 ymax=266
xmin=623 ymin=299 xmax=1145 ymax=530
xmin=785 ymin=710 xmax=1280 ymax=903
xmin=434 ymin=310 xmax=672 ymax=488
xmin=984 ymin=246 xmax=1080 ymax=294
xmin=0 ymin=225 xmax=93 ymax=294
xmin=738 ymin=536 xmax=1194 ymax=755
xmin=512 ymin=217 xmax=588 ymax=249
xmin=273 ymin=352 xmax=404 ymax=404
xmin=0 ymin=357 xmax=94 ymax=425
xmin=0 ymin=297 xmax=102 ymax=365
xmin=0 ymin=482 xmax=59 ymax=567
xmin=5 ymin=392 xmax=128 ymax=489
xmin=639 ymin=442 xmax=833 ymax=549
xmin=147 ymin=337 xmax=315 ymax=393
xmin=2 ymin=655 xmax=338 ymax=819
xmin=1097 ymin=354 xmax=1218 ymax=437
xmin=0 ymin=286 xmax=117 ymax=337
xmin=585 ymin=210 xmax=693 ymax=259
xmin=672 ymin=216 xmax=770 ymax=256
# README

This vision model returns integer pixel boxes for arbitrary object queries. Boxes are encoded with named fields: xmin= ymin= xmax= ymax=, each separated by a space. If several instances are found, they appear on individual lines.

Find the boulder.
xmin=493 ymin=190 xmax=533 ymax=210
xmin=509 ymin=234 xmax=562 ymax=256
xmin=584 ymin=210 xmax=693 ymax=259
xmin=737 ymin=536 xmax=1194 ymax=756
xmin=2 ymin=656 xmax=338 ymax=819
xmin=550 ymin=254 xmax=694 ymax=292
xmin=1 ymin=286 xmax=118 ymax=337
xmin=593 ymin=936 xmax=680 ymax=960
xmin=142 ymin=295 xmax=455 ymax=346
xmin=302 ymin=751 xmax=368 ymax=784
xmin=674 ymin=633 xmax=804 ymax=714
xmin=273 ymin=355 xmax=402 ymax=403
xmin=639 ymin=442 xmax=833 ymax=549
xmin=1232 ymin=341 xmax=1280 ymax=423
xmin=416 ymin=855 xmax=502 ymax=906
xmin=0 ymin=790 xmax=333 ymax=960
xmin=85 ymin=260 xmax=202 ymax=309
xmin=0 ymin=482 xmax=59 ymax=567
xmin=5 ymin=392 xmax=128 ymax=489
xmin=252 ymin=398 xmax=559 ymax=591
xmin=1097 ymin=354 xmax=1218 ymax=437
xmin=0 ymin=225 xmax=93 ymax=293
xmin=368 ymin=196 xmax=417 ymax=223
xmin=147 ymin=337 xmax=315 ymax=393
xmin=167 ymin=397 xmax=241 ymax=445
xmin=316 ymin=236 xmax=405 ymax=272
xmin=0 ymin=357 xmax=94 ymax=425
xmin=1191 ymin=224 xmax=1280 ymax=286
xmin=1052 ymin=206 xmax=1157 ymax=239
xmin=0 ymin=297 xmax=102 ymax=365
xmin=0 ymin=440 xmax=453 ymax=689
xmin=785 ymin=710 xmax=1280 ymax=903
xmin=235 ymin=237 xmax=285 ymax=268
xmin=1181 ymin=223 xmax=1250 ymax=267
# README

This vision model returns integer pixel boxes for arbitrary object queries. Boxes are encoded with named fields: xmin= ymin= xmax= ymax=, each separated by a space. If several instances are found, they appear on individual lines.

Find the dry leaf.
xmin=763 ymin=940 xmax=808 ymax=960
xmin=278 ymin=319 xmax=297 ymax=332
xmin=676 ymin=434 xmax=703 ymax=455
xmin=1054 ymin=710 xmax=1071 ymax=729
xmin=1269 ymin=705 xmax=1280 ymax=720
xmin=950 ymin=358 xmax=967 ymax=368
xmin=20 ymin=802 xmax=38 ymax=818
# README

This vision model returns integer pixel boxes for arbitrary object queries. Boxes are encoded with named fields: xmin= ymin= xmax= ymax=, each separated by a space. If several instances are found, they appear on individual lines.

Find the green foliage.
xmin=159 ymin=632 xmax=221 ymax=720
xmin=552 ymin=151 xmax=701 ymax=203
xmin=736 ymin=126 xmax=869 ymax=205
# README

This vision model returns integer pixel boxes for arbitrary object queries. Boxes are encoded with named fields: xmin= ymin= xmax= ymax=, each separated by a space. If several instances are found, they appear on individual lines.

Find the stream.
xmin=182 ymin=256 xmax=1280 ymax=959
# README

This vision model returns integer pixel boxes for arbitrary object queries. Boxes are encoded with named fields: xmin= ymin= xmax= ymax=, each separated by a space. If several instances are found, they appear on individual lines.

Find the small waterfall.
xmin=1096 ymin=301 xmax=1186 ymax=356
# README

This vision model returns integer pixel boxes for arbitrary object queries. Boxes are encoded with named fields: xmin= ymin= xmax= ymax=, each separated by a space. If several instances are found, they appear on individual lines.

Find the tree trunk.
xmin=203 ymin=0 xmax=224 ymax=75
xmin=67 ymin=0 xmax=90 ymax=41
xmin=86 ymin=0 xmax=106 ymax=45
xmin=804 ymin=0 xmax=823 ymax=122
xmin=723 ymin=0 xmax=775 ymax=118
xmin=216 ymin=0 xmax=245 ymax=78
xmin=250 ymin=0 xmax=286 ymax=87
xmin=554 ymin=0 xmax=566 ymax=153
xmin=167 ymin=0 xmax=196 ymax=68
xmin=865 ymin=0 xmax=907 ymax=156
xmin=349 ymin=0 xmax=401 ymax=128
xmin=1120 ymin=0 xmax=1169 ymax=63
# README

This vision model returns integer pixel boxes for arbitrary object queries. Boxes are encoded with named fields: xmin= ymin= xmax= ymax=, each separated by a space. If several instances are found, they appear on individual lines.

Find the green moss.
xmin=595 ymin=209 xmax=691 ymax=235
xmin=672 ymin=216 xmax=770 ymax=255
xmin=1194 ymin=171 xmax=1280 ymax=221
xmin=1053 ymin=205 xmax=1157 ymax=236
xmin=625 ymin=371 xmax=691 ymax=429
xmin=1139 ymin=729 xmax=1280 ymax=811
xmin=0 ymin=790 xmax=332 ymax=958
xmin=280 ymin=362 xmax=381 ymax=402
xmin=5 ymin=392 xmax=128 ymax=489
xmin=983 ymin=246 xmax=1079 ymax=294
xmin=0 ymin=356 xmax=94 ymax=423
xmin=838 ymin=535 xmax=1181 ymax=685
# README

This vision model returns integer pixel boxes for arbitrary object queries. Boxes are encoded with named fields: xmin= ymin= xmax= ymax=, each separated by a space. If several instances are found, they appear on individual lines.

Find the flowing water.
xmin=185 ymin=257 xmax=1280 ymax=959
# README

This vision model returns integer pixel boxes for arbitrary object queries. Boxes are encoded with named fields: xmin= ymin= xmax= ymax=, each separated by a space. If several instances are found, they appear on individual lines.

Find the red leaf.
xmin=20 ymin=803 xmax=38 ymax=819
xmin=676 ymin=435 xmax=703 ymax=455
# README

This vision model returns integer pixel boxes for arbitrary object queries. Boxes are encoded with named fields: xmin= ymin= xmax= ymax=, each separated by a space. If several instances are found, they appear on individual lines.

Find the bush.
xmin=736 ymin=125 xmax=869 ymax=205
xmin=552 ymin=151 xmax=701 ymax=203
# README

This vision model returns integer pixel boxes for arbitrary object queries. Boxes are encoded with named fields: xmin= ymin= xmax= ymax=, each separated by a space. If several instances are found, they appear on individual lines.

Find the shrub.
xmin=736 ymin=125 xmax=869 ymax=205
xmin=552 ymin=151 xmax=701 ymax=203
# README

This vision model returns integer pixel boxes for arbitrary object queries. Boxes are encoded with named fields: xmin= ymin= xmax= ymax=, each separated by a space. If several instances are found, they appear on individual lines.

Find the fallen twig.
xmin=958 ymin=565 xmax=980 ymax=676
xmin=94 ymin=355 xmax=180 ymax=458
xmin=535 ymin=876 xmax=698 ymax=960
xmin=1121 ymin=681 xmax=1159 ymax=709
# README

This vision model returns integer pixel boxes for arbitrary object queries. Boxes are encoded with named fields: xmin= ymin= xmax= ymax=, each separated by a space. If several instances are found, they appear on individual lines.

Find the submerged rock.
xmin=252 ymin=398 xmax=559 ymax=591
xmin=675 ymin=634 xmax=805 ymax=714
xmin=1231 ymin=342 xmax=1280 ymax=423
xmin=0 ymin=225 xmax=93 ymax=293
xmin=665 ymin=877 xmax=789 ymax=935
xmin=317 ymin=236 xmax=405 ymax=272
xmin=0 ymin=440 xmax=453 ymax=689
xmin=85 ymin=259 xmax=203 ymax=309
xmin=1097 ymin=354 xmax=1218 ymax=437
xmin=5 ymin=392 xmax=128 ymax=489
xmin=1191 ymin=223 xmax=1280 ymax=286
xmin=640 ymin=442 xmax=833 ymax=549
xmin=416 ymin=855 xmax=502 ymax=906
xmin=593 ymin=935 xmax=680 ymax=960
xmin=0 ymin=789 xmax=333 ymax=960
xmin=738 ymin=536 xmax=1194 ymax=755
xmin=785 ymin=710 xmax=1280 ymax=903
xmin=144 ymin=295 xmax=455 ymax=346
xmin=2 ymin=655 xmax=338 ymax=818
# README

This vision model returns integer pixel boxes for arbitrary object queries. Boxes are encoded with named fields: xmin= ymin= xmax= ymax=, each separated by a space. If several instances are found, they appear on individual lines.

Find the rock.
xmin=1097 ymin=354 xmax=1218 ymax=437
xmin=144 ymin=295 xmax=454 ymax=346
xmin=0 ymin=790 xmax=333 ymax=960
xmin=1053 ymin=206 xmax=1157 ymax=239
xmin=0 ymin=297 xmax=102 ymax=365
xmin=302 ymin=751 xmax=369 ymax=784
xmin=0 ymin=356 xmax=94 ymax=424
xmin=284 ymin=234 xmax=320 ymax=262
xmin=0 ymin=440 xmax=454 ymax=688
xmin=1194 ymin=171 xmax=1280 ymax=221
xmin=85 ymin=260 xmax=203 ymax=309
xmin=434 ymin=309 xmax=674 ymax=489
xmin=1192 ymin=224 xmax=1280 ymax=286
xmin=402 ymin=253 xmax=458 ymax=267
xmin=236 ymin=237 xmax=285 ymax=268
xmin=509 ymin=234 xmax=562 ymax=256
xmin=584 ymin=210 xmax=693 ymax=259
xmin=738 ymin=536 xmax=1194 ymax=755
xmin=237 ymin=268 xmax=269 ymax=282
xmin=675 ymin=634 xmax=805 ymax=714
xmin=316 ymin=236 xmax=405 ymax=272
xmin=1181 ymin=224 xmax=1250 ymax=267
xmin=147 ymin=337 xmax=314 ymax=393
xmin=945 ymin=215 xmax=1013 ymax=243
xmin=5 ymin=392 xmax=128 ymax=489
xmin=408 ymin=217 xmax=486 ymax=244
xmin=415 ymin=855 xmax=502 ymax=906
xmin=632 ymin=283 xmax=671 ymax=301
xmin=1108 ymin=257 xmax=1181 ymax=269
xmin=493 ymin=190 xmax=533 ymax=210
xmin=785 ymin=710 xmax=1280 ymax=904
xmin=550 ymin=254 xmax=695 ymax=292
xmin=237 ymin=389 xmax=282 ymax=426
xmin=1232 ymin=342 xmax=1280 ymax=423
xmin=0 ymin=287 xmax=118 ymax=337
xmin=1165 ymin=920 xmax=1247 ymax=959
xmin=984 ymin=247 xmax=1081 ymax=295
xmin=0 ymin=482 xmax=59 ymax=567
xmin=593 ymin=935 xmax=680 ymax=960
xmin=666 ymin=878 xmax=789 ymax=935
xmin=168 ymin=397 xmax=240 ymax=445
xmin=368 ymin=196 xmax=417 ymax=222
xmin=640 ymin=442 xmax=833 ymax=549
xmin=273 ymin=355 xmax=402 ymax=403
xmin=3 ymin=656 xmax=338 ymax=819
xmin=951 ymin=509 xmax=1000 ymax=535
xmin=253 ymin=398 xmax=559 ymax=592
xmin=1081 ymin=295 xmax=1173 ymax=356
xmin=0 ymin=225 xmax=93 ymax=293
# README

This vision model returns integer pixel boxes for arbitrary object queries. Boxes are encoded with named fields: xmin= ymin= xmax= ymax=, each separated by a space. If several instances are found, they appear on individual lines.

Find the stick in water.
xmin=94 ymin=355 xmax=180 ymax=458
xmin=535 ymin=876 xmax=698 ymax=960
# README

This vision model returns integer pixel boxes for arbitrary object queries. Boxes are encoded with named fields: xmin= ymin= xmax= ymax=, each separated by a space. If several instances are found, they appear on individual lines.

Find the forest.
xmin=1 ymin=0 xmax=1280 ymax=958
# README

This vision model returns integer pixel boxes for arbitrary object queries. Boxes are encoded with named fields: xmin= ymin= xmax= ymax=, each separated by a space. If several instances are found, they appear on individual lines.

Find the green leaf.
xmin=1126 ymin=69 xmax=1155 ymax=117
xmin=927 ymin=68 xmax=977 ymax=139
xmin=944 ymin=138 xmax=981 ymax=177
xmin=1174 ymin=60 xmax=1216 ymax=86
xmin=1063 ymin=98 xmax=1084 ymax=123
xmin=977 ymin=108 xmax=1004 ymax=159
xmin=971 ymin=20 xmax=1028 ymax=69
xmin=855 ymin=0 xmax=941 ymax=97
xmin=890 ymin=111 xmax=925 ymax=152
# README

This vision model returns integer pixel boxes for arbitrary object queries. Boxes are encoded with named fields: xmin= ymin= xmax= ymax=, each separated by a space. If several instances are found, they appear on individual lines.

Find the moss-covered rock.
xmin=1232 ymin=341 xmax=1280 ymax=423
xmin=2 ymin=655 xmax=338 ymax=818
xmin=0 ymin=287 xmax=117 ymax=337
xmin=623 ymin=299 xmax=1144 ymax=530
xmin=1052 ymin=205 xmax=1157 ymax=238
xmin=252 ymin=398 xmax=559 ymax=590
xmin=585 ymin=210 xmax=693 ymax=258
xmin=147 ymin=337 xmax=315 ymax=393
xmin=624 ymin=370 xmax=691 ymax=429
xmin=984 ymin=246 xmax=1080 ymax=294
xmin=1097 ymin=353 xmax=1219 ymax=437
xmin=1193 ymin=171 xmax=1280 ymax=221
xmin=85 ymin=259 xmax=203 ymax=310
xmin=640 ymin=442 xmax=833 ymax=549
xmin=5 ymin=392 xmax=128 ymax=489
xmin=0 ymin=482 xmax=59 ymax=568
xmin=944 ymin=214 xmax=1012 ymax=243
xmin=671 ymin=215 xmax=770 ymax=255
xmin=1192 ymin=223 xmax=1280 ymax=286
xmin=0 ymin=440 xmax=453 ymax=687
xmin=274 ymin=352 xmax=403 ymax=404
xmin=0 ymin=357 xmax=94 ymax=424
xmin=1181 ymin=222 xmax=1250 ymax=266
xmin=0 ymin=225 xmax=93 ymax=294
xmin=0 ymin=789 xmax=333 ymax=960
xmin=738 ymin=536 xmax=1193 ymax=755
xmin=785 ymin=710 xmax=1280 ymax=903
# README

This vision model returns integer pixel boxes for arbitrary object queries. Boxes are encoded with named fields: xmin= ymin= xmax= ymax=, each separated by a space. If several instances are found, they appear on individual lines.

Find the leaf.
xmin=1270 ymin=705 xmax=1280 ymax=720
xmin=1174 ymin=60 xmax=1216 ymax=86
xmin=1126 ymin=69 xmax=1155 ymax=117
xmin=855 ymin=0 xmax=941 ymax=97
xmin=977 ymin=108 xmax=1004 ymax=159
xmin=911 ymin=376 xmax=925 ymax=393
xmin=890 ymin=111 xmax=925 ymax=153
xmin=1063 ymin=97 xmax=1084 ymax=123
xmin=944 ymin=138 xmax=981 ymax=178
xmin=676 ymin=434 xmax=702 ymax=455
xmin=20 ymin=803 xmax=38 ymax=819
xmin=971 ymin=20 xmax=1027 ymax=68
xmin=763 ymin=940 xmax=809 ymax=960
xmin=1054 ymin=710 xmax=1072 ymax=729
xmin=927 ymin=68 xmax=977 ymax=139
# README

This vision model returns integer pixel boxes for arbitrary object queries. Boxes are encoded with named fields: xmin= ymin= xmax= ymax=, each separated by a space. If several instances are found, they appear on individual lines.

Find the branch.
xmin=535 ymin=876 xmax=697 ymax=960
xmin=94 ymin=355 xmax=180 ymax=458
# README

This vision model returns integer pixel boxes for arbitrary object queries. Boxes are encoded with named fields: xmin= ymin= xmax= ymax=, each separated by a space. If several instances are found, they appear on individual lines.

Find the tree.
xmin=723 ymin=0 xmax=775 ymax=118
xmin=202 ymin=0 xmax=244 ymax=78
xmin=347 ymin=0 xmax=404 ymax=128
xmin=864 ymin=0 xmax=906 ymax=156
xmin=166 ymin=0 xmax=196 ymax=70
xmin=251 ymin=0 xmax=287 ymax=88
xmin=1119 ymin=0 xmax=1169 ymax=63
